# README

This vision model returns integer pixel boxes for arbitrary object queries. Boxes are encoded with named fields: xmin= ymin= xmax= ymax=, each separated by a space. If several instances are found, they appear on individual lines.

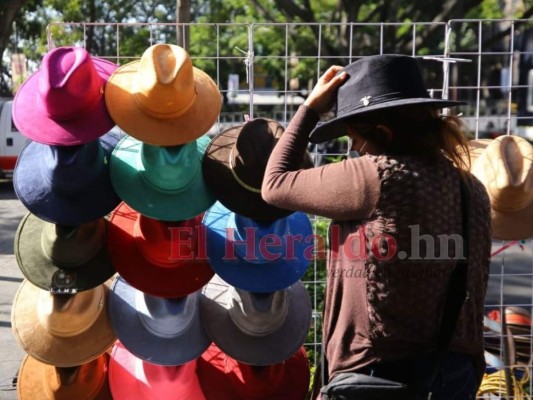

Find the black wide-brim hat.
xmin=309 ymin=54 xmax=467 ymax=143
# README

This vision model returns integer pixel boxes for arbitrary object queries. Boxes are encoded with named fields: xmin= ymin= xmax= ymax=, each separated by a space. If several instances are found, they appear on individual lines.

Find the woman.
xmin=262 ymin=55 xmax=491 ymax=399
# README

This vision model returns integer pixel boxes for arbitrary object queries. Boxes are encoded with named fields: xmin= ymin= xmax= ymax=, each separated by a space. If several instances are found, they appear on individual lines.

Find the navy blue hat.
xmin=14 ymin=130 xmax=121 ymax=225
xmin=309 ymin=54 xmax=466 ymax=143
xmin=202 ymin=201 xmax=313 ymax=292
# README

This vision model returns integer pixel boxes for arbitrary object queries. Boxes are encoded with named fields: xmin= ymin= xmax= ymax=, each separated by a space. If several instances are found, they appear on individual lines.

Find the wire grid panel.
xmin=46 ymin=20 xmax=533 ymax=397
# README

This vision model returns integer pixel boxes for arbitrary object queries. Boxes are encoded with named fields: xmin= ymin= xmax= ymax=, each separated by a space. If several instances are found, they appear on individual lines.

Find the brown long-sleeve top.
xmin=262 ymin=105 xmax=491 ymax=380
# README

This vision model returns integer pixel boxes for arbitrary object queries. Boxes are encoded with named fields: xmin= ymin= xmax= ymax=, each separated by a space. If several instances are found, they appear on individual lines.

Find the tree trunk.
xmin=0 ymin=0 xmax=25 ymax=96
xmin=176 ymin=0 xmax=190 ymax=50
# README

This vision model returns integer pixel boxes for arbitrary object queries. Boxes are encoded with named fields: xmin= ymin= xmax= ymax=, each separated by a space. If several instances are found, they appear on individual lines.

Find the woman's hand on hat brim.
xmin=304 ymin=65 xmax=348 ymax=115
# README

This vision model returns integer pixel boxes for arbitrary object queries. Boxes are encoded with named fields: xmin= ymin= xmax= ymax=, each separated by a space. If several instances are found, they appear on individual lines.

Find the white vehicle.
xmin=0 ymin=99 xmax=26 ymax=179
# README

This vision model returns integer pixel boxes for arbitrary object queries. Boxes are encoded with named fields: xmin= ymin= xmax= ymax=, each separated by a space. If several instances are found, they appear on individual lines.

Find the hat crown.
xmin=336 ymin=55 xmax=431 ymax=116
xmin=474 ymin=135 xmax=533 ymax=211
xmin=44 ymin=356 xmax=106 ymax=400
xmin=41 ymin=141 xmax=106 ymax=194
xmin=227 ymin=213 xmax=292 ymax=264
xmin=133 ymin=214 xmax=200 ymax=267
xmin=39 ymin=47 xmax=103 ymax=121
xmin=133 ymin=44 xmax=197 ymax=119
xmin=41 ymin=219 xmax=105 ymax=268
xmin=136 ymin=291 xmax=196 ymax=338
xmin=228 ymin=289 xmax=289 ymax=336
xmin=139 ymin=141 xmax=200 ymax=192
xmin=37 ymin=285 xmax=104 ymax=337
xmin=230 ymin=119 xmax=283 ymax=191
xmin=138 ymin=359 xmax=200 ymax=398
xmin=229 ymin=362 xmax=285 ymax=399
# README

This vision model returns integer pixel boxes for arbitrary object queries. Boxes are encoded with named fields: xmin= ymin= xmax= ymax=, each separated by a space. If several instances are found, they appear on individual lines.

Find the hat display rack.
xmin=10 ymin=42 xmax=313 ymax=399
xmin=10 ymin=46 xmax=122 ymax=399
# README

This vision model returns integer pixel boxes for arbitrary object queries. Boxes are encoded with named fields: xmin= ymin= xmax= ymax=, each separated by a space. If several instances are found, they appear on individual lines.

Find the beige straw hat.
xmin=464 ymin=135 xmax=532 ymax=240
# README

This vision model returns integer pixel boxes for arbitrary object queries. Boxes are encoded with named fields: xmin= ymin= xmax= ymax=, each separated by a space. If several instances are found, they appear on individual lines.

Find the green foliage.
xmin=303 ymin=216 xmax=330 ymax=369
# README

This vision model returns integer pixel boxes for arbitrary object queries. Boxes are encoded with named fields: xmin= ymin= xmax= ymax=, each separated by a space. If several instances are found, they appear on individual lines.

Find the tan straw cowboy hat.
xmin=465 ymin=135 xmax=533 ymax=240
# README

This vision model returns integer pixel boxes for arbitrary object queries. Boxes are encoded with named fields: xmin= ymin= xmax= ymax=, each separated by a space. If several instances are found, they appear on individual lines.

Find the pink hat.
xmin=108 ymin=341 xmax=206 ymax=400
xmin=197 ymin=343 xmax=310 ymax=400
xmin=13 ymin=46 xmax=118 ymax=145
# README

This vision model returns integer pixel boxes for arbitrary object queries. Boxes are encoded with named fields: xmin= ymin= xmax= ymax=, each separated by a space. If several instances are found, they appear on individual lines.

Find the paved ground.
xmin=0 ymin=180 xmax=25 ymax=400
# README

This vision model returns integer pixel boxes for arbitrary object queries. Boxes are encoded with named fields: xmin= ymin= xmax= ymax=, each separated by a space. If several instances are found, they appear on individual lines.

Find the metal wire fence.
xmin=46 ymin=19 xmax=533 ymax=399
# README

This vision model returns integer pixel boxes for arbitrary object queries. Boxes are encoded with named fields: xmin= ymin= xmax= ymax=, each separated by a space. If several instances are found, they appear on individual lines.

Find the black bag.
xmin=320 ymin=372 xmax=409 ymax=400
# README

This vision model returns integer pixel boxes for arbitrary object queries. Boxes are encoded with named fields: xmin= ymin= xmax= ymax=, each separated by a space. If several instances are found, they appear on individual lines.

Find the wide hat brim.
xmin=105 ymin=61 xmax=221 ymax=146
xmin=110 ymin=135 xmax=216 ymax=221
xmin=17 ymin=354 xmax=112 ymax=400
xmin=463 ymin=139 xmax=533 ymax=240
xmin=15 ymin=213 xmax=116 ymax=292
xmin=197 ymin=343 xmax=310 ymax=400
xmin=11 ymin=280 xmax=116 ymax=368
xmin=202 ymin=201 xmax=312 ymax=292
xmin=202 ymin=126 xmax=295 ymax=221
xmin=108 ymin=277 xmax=211 ymax=365
xmin=108 ymin=341 xmax=206 ymax=400
xmin=200 ymin=278 xmax=311 ymax=366
xmin=107 ymin=202 xmax=214 ymax=298
xmin=309 ymin=98 xmax=464 ymax=144
xmin=14 ymin=132 xmax=122 ymax=225
xmin=13 ymin=57 xmax=118 ymax=146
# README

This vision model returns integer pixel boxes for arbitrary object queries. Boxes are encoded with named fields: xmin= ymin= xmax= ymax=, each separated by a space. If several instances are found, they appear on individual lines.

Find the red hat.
xmin=197 ymin=343 xmax=310 ymax=400
xmin=107 ymin=202 xmax=214 ymax=298
xmin=109 ymin=341 xmax=206 ymax=399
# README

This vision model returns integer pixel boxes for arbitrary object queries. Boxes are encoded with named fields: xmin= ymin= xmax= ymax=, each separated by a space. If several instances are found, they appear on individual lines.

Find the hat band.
xmin=40 ymin=144 xmax=106 ymax=194
xmin=228 ymin=148 xmax=262 ymax=194
xmin=133 ymin=89 xmax=197 ymax=120
xmin=136 ymin=292 xmax=196 ymax=339
xmin=490 ymin=191 xmax=532 ymax=212
xmin=133 ymin=219 xmax=195 ymax=268
xmin=40 ymin=83 xmax=104 ymax=122
xmin=136 ymin=360 xmax=199 ymax=399
xmin=39 ymin=287 xmax=104 ymax=338
xmin=226 ymin=214 xmax=292 ymax=264
xmin=337 ymin=91 xmax=424 ymax=116
xmin=228 ymin=289 xmax=289 ymax=337
xmin=138 ymin=153 xmax=200 ymax=193
xmin=43 ymin=363 xmax=106 ymax=400
xmin=41 ymin=219 xmax=107 ymax=269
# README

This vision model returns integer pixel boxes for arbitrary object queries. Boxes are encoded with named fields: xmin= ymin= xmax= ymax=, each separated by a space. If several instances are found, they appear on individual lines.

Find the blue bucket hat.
xmin=13 ymin=131 xmax=121 ymax=225
xmin=202 ymin=201 xmax=313 ymax=292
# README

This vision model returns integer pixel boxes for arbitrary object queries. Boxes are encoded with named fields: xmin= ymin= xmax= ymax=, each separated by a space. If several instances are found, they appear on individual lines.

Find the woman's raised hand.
xmin=303 ymin=65 xmax=348 ymax=115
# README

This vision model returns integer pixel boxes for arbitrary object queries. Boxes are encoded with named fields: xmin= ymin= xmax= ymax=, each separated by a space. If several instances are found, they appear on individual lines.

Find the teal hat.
xmin=110 ymin=135 xmax=216 ymax=221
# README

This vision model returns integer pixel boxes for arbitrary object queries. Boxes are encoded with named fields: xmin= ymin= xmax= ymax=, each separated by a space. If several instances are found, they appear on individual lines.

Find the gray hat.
xmin=200 ymin=275 xmax=311 ymax=366
xmin=108 ymin=276 xmax=211 ymax=366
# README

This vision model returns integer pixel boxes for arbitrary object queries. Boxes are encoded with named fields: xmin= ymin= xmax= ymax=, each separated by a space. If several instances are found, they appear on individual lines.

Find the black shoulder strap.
xmin=427 ymin=176 xmax=471 ymax=398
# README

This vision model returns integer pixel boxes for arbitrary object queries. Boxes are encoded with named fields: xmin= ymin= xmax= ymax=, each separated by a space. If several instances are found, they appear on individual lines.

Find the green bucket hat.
xmin=14 ymin=213 xmax=116 ymax=293
xmin=110 ymin=134 xmax=216 ymax=221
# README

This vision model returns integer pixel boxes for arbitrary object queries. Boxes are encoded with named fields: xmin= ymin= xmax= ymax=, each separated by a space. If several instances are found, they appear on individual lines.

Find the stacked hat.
xmin=11 ymin=45 xmax=120 ymax=398
xmin=460 ymin=135 xmax=533 ymax=240
xmin=104 ymin=43 xmax=219 ymax=301
xmin=197 ymin=342 xmax=311 ymax=400
xmin=200 ymin=119 xmax=314 ymax=373
xmin=101 ymin=43 xmax=222 ymax=397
